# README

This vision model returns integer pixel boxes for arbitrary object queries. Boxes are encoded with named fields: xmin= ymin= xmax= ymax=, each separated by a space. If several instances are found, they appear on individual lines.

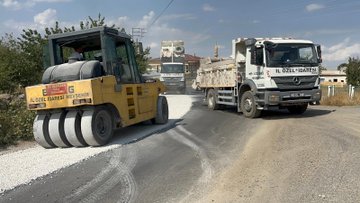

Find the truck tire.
xmin=153 ymin=96 xmax=169 ymax=124
xmin=287 ymin=104 xmax=308 ymax=114
xmin=33 ymin=114 xmax=56 ymax=148
xmin=207 ymin=89 xmax=219 ymax=110
xmin=81 ymin=107 xmax=114 ymax=146
xmin=48 ymin=111 xmax=72 ymax=148
xmin=64 ymin=111 xmax=88 ymax=147
xmin=240 ymin=91 xmax=261 ymax=118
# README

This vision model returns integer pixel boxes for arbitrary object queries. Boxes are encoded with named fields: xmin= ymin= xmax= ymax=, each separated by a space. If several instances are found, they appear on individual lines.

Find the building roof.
xmin=321 ymin=70 xmax=346 ymax=76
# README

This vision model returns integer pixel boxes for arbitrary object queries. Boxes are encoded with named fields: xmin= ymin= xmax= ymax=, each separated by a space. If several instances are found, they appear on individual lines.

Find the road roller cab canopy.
xmin=43 ymin=26 xmax=143 ymax=84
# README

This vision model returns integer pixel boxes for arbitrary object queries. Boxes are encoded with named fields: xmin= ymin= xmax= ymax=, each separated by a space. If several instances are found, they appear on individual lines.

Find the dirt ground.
xmin=198 ymin=106 xmax=360 ymax=203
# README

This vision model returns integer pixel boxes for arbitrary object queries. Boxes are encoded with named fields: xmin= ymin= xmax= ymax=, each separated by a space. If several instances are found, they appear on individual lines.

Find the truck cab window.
xmin=250 ymin=46 xmax=264 ymax=66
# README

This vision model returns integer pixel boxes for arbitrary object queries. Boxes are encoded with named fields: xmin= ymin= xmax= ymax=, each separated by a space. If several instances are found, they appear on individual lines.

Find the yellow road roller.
xmin=25 ymin=27 xmax=168 ymax=148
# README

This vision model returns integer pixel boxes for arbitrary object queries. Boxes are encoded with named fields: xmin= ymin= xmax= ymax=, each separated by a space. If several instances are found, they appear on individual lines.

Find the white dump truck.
xmin=160 ymin=40 xmax=186 ymax=94
xmin=194 ymin=38 xmax=322 ymax=118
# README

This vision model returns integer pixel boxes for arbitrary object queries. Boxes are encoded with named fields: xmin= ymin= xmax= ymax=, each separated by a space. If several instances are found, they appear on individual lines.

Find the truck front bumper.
xmin=163 ymin=82 xmax=186 ymax=94
xmin=259 ymin=88 xmax=321 ymax=107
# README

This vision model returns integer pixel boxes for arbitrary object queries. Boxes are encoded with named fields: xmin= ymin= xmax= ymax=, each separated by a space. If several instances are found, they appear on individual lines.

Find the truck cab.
xmin=235 ymin=38 xmax=322 ymax=116
xmin=160 ymin=40 xmax=186 ymax=94
xmin=160 ymin=62 xmax=186 ymax=94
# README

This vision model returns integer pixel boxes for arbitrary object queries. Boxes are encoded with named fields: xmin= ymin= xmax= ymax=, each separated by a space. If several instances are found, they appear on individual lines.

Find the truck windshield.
xmin=161 ymin=64 xmax=184 ymax=73
xmin=266 ymin=43 xmax=319 ymax=67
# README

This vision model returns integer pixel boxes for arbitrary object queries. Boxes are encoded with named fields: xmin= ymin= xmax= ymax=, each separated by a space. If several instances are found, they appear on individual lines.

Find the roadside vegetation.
xmin=320 ymin=89 xmax=360 ymax=106
xmin=0 ymin=14 xmax=151 ymax=148
xmin=319 ymin=57 xmax=360 ymax=106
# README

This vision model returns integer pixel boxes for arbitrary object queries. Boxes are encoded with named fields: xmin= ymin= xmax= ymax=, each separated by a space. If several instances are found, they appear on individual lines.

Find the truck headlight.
xmin=180 ymin=77 xmax=184 ymax=82
xmin=269 ymin=95 xmax=280 ymax=102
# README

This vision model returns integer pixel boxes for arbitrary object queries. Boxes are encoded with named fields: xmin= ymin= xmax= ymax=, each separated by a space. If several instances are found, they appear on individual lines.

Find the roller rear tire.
xmin=81 ymin=107 xmax=114 ymax=146
xmin=33 ymin=114 xmax=56 ymax=148
xmin=48 ymin=111 xmax=72 ymax=148
xmin=64 ymin=111 xmax=88 ymax=147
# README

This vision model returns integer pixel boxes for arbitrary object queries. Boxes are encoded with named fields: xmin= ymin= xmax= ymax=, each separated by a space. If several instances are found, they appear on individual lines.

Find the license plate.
xmin=290 ymin=92 xmax=305 ymax=97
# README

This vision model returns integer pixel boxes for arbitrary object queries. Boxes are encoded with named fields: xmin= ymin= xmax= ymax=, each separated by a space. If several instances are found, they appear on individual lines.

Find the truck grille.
xmin=163 ymin=77 xmax=182 ymax=82
xmin=272 ymin=76 xmax=317 ymax=90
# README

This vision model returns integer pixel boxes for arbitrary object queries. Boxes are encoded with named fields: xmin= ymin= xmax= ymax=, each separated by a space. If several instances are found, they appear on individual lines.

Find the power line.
xmin=148 ymin=0 xmax=175 ymax=29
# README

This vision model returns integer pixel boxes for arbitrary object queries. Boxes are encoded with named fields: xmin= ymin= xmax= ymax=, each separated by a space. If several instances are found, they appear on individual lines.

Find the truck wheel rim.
xmin=244 ymin=98 xmax=252 ymax=112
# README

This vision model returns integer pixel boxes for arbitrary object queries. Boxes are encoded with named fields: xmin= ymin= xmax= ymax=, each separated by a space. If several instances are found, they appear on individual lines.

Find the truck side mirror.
xmin=316 ymin=44 xmax=322 ymax=63
xmin=250 ymin=46 xmax=264 ymax=66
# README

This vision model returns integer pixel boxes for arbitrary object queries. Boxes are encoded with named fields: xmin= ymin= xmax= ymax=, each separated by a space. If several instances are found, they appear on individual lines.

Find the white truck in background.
xmin=160 ymin=40 xmax=186 ymax=94
xmin=194 ymin=37 xmax=322 ymax=118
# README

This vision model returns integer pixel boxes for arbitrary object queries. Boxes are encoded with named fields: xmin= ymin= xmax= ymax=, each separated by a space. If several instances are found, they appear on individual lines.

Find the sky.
xmin=1 ymin=0 xmax=360 ymax=69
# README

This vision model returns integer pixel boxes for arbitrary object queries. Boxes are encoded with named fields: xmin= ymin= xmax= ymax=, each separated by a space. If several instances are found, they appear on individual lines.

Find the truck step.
xmin=218 ymin=90 xmax=233 ymax=94
xmin=218 ymin=96 xmax=234 ymax=100
xmin=217 ymin=101 xmax=237 ymax=106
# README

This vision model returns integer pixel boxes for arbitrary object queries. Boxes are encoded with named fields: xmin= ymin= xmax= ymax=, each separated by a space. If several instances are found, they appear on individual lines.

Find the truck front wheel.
xmin=240 ymin=91 xmax=261 ymax=118
xmin=287 ymin=104 xmax=308 ymax=114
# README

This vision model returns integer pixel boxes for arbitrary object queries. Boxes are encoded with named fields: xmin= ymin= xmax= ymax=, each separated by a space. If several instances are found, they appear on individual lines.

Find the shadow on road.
xmin=261 ymin=108 xmax=335 ymax=120
xmin=193 ymin=100 xmax=335 ymax=120
xmin=106 ymin=119 xmax=183 ymax=146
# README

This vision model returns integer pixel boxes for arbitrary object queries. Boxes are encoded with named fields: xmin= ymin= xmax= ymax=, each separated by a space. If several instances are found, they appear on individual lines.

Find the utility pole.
xmin=131 ymin=28 xmax=146 ymax=54
xmin=131 ymin=28 xmax=146 ymax=42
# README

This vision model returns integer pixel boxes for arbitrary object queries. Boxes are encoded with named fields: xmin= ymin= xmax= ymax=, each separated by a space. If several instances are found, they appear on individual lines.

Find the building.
xmin=320 ymin=70 xmax=347 ymax=87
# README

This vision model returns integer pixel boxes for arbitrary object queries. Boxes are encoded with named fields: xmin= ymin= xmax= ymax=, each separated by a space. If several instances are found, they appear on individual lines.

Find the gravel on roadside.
xmin=0 ymin=95 xmax=194 ymax=194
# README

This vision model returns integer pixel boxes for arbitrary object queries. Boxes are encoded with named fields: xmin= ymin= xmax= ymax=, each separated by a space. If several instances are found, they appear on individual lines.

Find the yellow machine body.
xmin=26 ymin=75 xmax=166 ymax=127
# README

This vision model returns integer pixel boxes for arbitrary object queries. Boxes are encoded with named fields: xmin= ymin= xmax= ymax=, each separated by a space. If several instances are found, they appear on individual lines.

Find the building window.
xmin=334 ymin=79 xmax=338 ymax=82
xmin=328 ymin=79 xmax=332 ymax=82
xmin=341 ymin=80 xmax=344 ymax=82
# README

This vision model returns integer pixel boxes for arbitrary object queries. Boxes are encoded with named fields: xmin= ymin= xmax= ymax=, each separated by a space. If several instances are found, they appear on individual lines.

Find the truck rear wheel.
xmin=152 ymin=96 xmax=169 ymax=124
xmin=81 ymin=107 xmax=114 ymax=146
xmin=241 ymin=91 xmax=261 ymax=118
xmin=33 ymin=114 xmax=56 ymax=148
xmin=48 ymin=111 xmax=72 ymax=148
xmin=207 ymin=89 xmax=219 ymax=110
xmin=287 ymin=104 xmax=308 ymax=114
xmin=64 ymin=111 xmax=88 ymax=147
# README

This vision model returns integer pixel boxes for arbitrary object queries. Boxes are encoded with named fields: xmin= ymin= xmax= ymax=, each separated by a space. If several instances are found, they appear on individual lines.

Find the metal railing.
xmin=322 ymin=85 xmax=359 ymax=99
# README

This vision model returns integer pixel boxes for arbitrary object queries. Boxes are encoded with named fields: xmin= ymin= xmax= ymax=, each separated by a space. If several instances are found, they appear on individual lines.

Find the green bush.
xmin=0 ymin=95 xmax=35 ymax=148
xmin=0 ymin=110 xmax=12 ymax=147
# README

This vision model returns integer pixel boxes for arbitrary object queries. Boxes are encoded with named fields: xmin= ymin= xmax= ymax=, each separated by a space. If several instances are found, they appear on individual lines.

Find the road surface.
xmin=1 ymin=95 xmax=360 ymax=202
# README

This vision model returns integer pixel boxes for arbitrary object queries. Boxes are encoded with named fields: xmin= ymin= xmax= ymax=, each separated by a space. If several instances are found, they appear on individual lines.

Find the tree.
xmin=0 ymin=14 xmax=151 ymax=93
xmin=80 ymin=13 xmax=115 ymax=30
xmin=0 ymin=34 xmax=20 ymax=92
xmin=319 ymin=65 xmax=327 ymax=73
xmin=135 ymin=45 xmax=151 ymax=74
xmin=337 ymin=63 xmax=347 ymax=71
xmin=345 ymin=57 xmax=360 ymax=86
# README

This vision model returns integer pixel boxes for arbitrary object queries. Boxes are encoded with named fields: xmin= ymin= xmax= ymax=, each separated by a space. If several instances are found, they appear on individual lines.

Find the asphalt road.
xmin=1 ymin=96 xmax=360 ymax=203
